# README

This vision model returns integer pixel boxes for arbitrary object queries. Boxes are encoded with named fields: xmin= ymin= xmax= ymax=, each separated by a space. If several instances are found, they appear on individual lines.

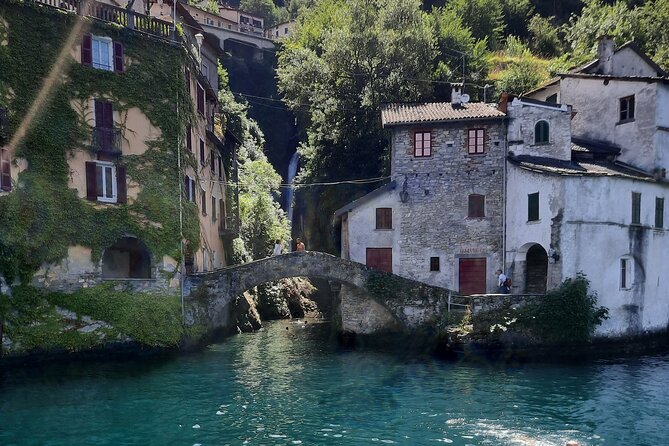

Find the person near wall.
xmin=295 ymin=238 xmax=305 ymax=252
xmin=496 ymin=269 xmax=508 ymax=294
xmin=273 ymin=240 xmax=282 ymax=256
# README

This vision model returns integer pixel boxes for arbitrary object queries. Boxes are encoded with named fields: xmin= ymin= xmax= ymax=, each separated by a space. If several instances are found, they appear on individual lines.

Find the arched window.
xmin=535 ymin=120 xmax=549 ymax=144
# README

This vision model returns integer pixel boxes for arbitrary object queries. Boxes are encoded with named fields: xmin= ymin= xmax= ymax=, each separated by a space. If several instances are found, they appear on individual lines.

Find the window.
xmin=414 ymin=131 xmax=431 ymax=157
xmin=210 ymin=149 xmax=216 ymax=174
xmin=200 ymin=139 xmax=206 ymax=165
xmin=201 ymin=189 xmax=207 ymax=215
xmin=184 ymin=176 xmax=196 ymax=202
xmin=620 ymin=96 xmax=635 ymax=122
xmin=468 ymin=194 xmax=485 ymax=218
xmin=211 ymin=196 xmax=217 ymax=222
xmin=186 ymin=124 xmax=192 ymax=152
xmin=375 ymin=208 xmax=392 ymax=229
xmin=534 ymin=120 xmax=549 ymax=144
xmin=430 ymin=257 xmax=440 ymax=272
xmin=85 ymin=161 xmax=126 ymax=203
xmin=284 ymin=27 xmax=289 ymax=34
xmin=82 ymin=34 xmax=123 ymax=72
xmin=93 ymin=99 xmax=119 ymax=153
xmin=95 ymin=162 xmax=117 ymax=203
xmin=620 ymin=257 xmax=633 ymax=289
xmin=219 ymin=198 xmax=225 ymax=228
xmin=528 ymin=192 xmax=539 ymax=222
xmin=632 ymin=192 xmax=641 ymax=225
xmin=185 ymin=68 xmax=191 ymax=95
xmin=201 ymin=62 xmax=209 ymax=80
xmin=468 ymin=129 xmax=485 ymax=154
xmin=197 ymin=83 xmax=205 ymax=115
xmin=217 ymin=156 xmax=223 ymax=180
xmin=1 ymin=147 xmax=11 ymax=192
xmin=656 ymin=197 xmax=664 ymax=228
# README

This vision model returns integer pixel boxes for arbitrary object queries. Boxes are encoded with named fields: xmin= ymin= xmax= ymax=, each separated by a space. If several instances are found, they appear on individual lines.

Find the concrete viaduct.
xmin=183 ymin=251 xmax=468 ymax=336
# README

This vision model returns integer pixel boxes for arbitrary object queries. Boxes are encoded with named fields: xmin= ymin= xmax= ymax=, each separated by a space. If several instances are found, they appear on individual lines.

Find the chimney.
xmin=451 ymin=83 xmax=463 ymax=105
xmin=597 ymin=36 xmax=615 ymax=75
xmin=498 ymin=92 xmax=510 ymax=114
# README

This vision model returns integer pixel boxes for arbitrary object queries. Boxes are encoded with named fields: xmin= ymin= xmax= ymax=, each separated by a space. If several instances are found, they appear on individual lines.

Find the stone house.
xmin=336 ymin=95 xmax=507 ymax=294
xmin=337 ymin=39 xmax=669 ymax=337
xmin=0 ymin=0 xmax=235 ymax=292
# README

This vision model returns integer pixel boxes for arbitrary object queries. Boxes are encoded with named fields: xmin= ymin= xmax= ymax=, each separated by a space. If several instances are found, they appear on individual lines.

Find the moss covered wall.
xmin=0 ymin=1 xmax=200 ymax=285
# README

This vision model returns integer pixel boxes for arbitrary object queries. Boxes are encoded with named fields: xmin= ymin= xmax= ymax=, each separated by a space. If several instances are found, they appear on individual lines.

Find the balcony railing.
xmin=91 ymin=127 xmax=122 ymax=155
xmin=219 ymin=215 xmax=239 ymax=237
xmin=0 ymin=107 xmax=6 ymax=140
xmin=32 ymin=0 xmax=173 ymax=40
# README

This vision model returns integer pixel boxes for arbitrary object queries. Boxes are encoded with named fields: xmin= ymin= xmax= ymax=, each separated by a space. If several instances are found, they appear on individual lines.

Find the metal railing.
xmin=32 ymin=0 xmax=173 ymax=40
xmin=219 ymin=215 xmax=239 ymax=237
xmin=91 ymin=127 xmax=122 ymax=155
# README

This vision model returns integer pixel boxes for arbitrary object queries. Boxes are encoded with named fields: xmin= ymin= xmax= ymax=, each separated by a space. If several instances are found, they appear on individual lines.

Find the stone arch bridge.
xmin=183 ymin=251 xmax=467 ymax=336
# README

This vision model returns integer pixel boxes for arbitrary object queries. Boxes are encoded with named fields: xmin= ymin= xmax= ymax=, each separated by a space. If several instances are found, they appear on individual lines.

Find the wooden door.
xmin=366 ymin=248 xmax=393 ymax=273
xmin=459 ymin=258 xmax=486 ymax=295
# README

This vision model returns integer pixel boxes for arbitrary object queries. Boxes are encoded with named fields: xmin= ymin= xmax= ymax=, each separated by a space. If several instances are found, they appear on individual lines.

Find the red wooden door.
xmin=459 ymin=258 xmax=486 ymax=295
xmin=366 ymin=248 xmax=393 ymax=273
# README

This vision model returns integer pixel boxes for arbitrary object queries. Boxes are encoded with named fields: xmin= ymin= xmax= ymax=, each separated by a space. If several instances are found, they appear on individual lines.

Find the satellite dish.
xmin=460 ymin=94 xmax=470 ymax=103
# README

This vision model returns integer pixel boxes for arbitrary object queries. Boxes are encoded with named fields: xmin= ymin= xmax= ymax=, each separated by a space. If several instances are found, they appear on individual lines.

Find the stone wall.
xmin=506 ymin=99 xmax=572 ymax=161
xmin=390 ymin=119 xmax=506 ymax=293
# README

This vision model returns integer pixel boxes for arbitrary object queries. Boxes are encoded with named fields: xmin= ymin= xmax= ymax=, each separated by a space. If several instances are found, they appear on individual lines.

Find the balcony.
xmin=32 ymin=0 xmax=174 ymax=40
xmin=219 ymin=215 xmax=239 ymax=237
xmin=0 ymin=107 xmax=6 ymax=140
xmin=91 ymin=127 xmax=122 ymax=155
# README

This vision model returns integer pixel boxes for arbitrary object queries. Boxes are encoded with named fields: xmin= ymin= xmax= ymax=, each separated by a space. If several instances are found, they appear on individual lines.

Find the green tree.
xmin=527 ymin=14 xmax=562 ymax=58
xmin=563 ymin=0 xmax=639 ymax=60
xmin=444 ymin=0 xmax=505 ymax=49
xmin=240 ymin=0 xmax=282 ymax=27
xmin=431 ymin=7 xmax=489 ymax=86
xmin=500 ymin=0 xmax=534 ymax=37
xmin=496 ymin=57 xmax=546 ymax=95
xmin=278 ymin=0 xmax=434 ymax=251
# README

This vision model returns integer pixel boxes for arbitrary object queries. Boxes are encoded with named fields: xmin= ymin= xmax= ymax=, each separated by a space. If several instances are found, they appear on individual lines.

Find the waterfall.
xmin=285 ymin=151 xmax=299 ymax=227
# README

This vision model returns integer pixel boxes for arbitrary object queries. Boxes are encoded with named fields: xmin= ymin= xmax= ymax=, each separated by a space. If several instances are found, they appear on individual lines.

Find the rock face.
xmin=232 ymin=293 xmax=262 ymax=333
xmin=234 ymin=278 xmax=321 ymax=331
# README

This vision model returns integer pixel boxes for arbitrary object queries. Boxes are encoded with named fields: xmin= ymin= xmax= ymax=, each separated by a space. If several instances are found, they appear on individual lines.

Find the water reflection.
xmin=0 ymin=320 xmax=668 ymax=446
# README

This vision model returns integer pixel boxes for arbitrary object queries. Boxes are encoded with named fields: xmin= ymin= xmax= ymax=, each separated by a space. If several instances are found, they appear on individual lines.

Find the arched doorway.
xmin=525 ymin=244 xmax=548 ymax=294
xmin=102 ymin=237 xmax=152 ymax=279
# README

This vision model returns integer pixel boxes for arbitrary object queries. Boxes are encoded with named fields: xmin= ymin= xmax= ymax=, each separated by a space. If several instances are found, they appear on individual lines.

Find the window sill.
xmin=532 ymin=142 xmax=550 ymax=146
xmin=466 ymin=152 xmax=486 ymax=156
xmin=526 ymin=219 xmax=541 ymax=224
xmin=616 ymin=119 xmax=635 ymax=125
xmin=466 ymin=216 xmax=486 ymax=220
xmin=97 ymin=198 xmax=118 ymax=204
xmin=374 ymin=228 xmax=394 ymax=231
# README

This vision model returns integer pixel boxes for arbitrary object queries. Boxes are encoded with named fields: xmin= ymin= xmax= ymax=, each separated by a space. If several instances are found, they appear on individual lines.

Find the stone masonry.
xmin=390 ymin=119 xmax=507 ymax=292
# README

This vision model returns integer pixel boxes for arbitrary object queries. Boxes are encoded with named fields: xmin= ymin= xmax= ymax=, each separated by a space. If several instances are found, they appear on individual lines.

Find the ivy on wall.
xmin=0 ymin=1 xmax=200 ymax=283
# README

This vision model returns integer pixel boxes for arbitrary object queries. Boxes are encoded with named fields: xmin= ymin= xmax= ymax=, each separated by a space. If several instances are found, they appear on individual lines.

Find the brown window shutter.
xmin=197 ymin=84 xmax=204 ymax=114
xmin=117 ymin=165 xmax=127 ymax=203
xmin=113 ymin=41 xmax=124 ymax=73
xmin=82 ymin=34 xmax=92 ymax=67
xmin=85 ymin=161 xmax=97 ymax=201
xmin=186 ymin=124 xmax=192 ymax=152
xmin=1 ymin=148 xmax=11 ymax=191
xmin=184 ymin=175 xmax=190 ymax=200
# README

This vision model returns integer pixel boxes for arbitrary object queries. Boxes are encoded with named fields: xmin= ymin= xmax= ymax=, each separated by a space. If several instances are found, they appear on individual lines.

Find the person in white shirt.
xmin=273 ymin=240 xmax=282 ymax=256
xmin=496 ymin=269 xmax=507 ymax=294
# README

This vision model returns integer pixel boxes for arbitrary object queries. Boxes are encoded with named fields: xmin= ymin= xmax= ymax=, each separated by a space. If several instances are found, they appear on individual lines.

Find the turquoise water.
xmin=1 ymin=320 xmax=668 ymax=446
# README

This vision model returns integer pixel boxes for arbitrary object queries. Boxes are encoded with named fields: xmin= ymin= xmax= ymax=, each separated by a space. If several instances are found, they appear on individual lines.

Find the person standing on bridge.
xmin=295 ymin=238 xmax=305 ymax=252
xmin=273 ymin=240 xmax=282 ymax=256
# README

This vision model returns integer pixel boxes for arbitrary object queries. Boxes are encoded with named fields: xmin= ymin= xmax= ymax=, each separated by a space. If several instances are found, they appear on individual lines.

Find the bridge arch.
xmin=183 ymin=251 xmax=463 ymax=336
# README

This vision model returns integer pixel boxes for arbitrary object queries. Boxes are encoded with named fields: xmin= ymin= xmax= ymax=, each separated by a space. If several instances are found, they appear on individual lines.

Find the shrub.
xmin=520 ymin=274 xmax=608 ymax=344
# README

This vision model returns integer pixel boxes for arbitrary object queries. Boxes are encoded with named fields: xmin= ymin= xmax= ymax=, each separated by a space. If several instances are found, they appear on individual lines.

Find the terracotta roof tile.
xmin=381 ymin=102 xmax=505 ymax=127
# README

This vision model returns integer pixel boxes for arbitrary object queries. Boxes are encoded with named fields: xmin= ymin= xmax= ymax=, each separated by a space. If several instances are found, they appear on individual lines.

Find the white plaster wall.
xmin=561 ymin=77 xmax=658 ymax=170
xmin=525 ymin=82 xmax=560 ymax=103
xmin=655 ymin=85 xmax=669 ymax=170
xmin=505 ymin=166 xmax=564 ymax=274
xmin=609 ymin=47 xmax=663 ymax=77
xmin=345 ymin=188 xmax=401 ymax=273
xmin=561 ymin=177 xmax=669 ymax=336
